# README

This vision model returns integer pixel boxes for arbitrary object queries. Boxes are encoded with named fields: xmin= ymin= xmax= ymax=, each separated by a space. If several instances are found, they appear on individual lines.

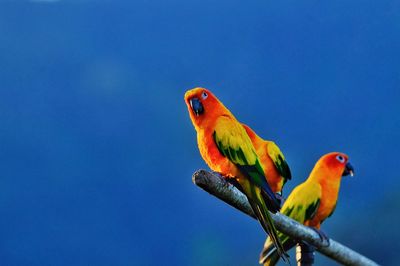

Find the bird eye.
xmin=201 ymin=91 xmax=208 ymax=100
xmin=336 ymin=155 xmax=345 ymax=163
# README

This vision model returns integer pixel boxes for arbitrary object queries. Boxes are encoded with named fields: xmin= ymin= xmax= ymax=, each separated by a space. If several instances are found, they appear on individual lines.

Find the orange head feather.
xmin=184 ymin=87 xmax=232 ymax=130
xmin=310 ymin=152 xmax=354 ymax=182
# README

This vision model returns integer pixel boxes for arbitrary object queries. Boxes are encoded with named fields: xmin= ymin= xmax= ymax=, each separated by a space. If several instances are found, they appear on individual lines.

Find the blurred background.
xmin=0 ymin=0 xmax=399 ymax=265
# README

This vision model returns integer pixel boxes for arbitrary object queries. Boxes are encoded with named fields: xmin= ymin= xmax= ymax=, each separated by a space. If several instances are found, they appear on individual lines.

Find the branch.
xmin=192 ymin=170 xmax=380 ymax=266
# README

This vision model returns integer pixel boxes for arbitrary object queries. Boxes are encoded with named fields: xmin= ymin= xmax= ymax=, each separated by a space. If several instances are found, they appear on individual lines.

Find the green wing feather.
xmin=260 ymin=182 xmax=321 ymax=266
xmin=267 ymin=141 xmax=292 ymax=183
xmin=213 ymin=117 xmax=280 ymax=211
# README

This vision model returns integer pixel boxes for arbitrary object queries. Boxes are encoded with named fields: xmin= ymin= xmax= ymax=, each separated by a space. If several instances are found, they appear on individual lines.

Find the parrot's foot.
xmin=212 ymin=172 xmax=230 ymax=189
xmin=211 ymin=172 xmax=241 ymax=190
xmin=226 ymin=178 xmax=245 ymax=193
xmin=310 ymin=228 xmax=330 ymax=247
xmin=211 ymin=171 xmax=223 ymax=178
xmin=211 ymin=171 xmax=227 ymax=184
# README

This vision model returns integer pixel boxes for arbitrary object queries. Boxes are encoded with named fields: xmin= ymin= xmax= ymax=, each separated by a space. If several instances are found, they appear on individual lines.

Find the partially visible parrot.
xmin=259 ymin=152 xmax=354 ymax=266
xmin=184 ymin=87 xmax=289 ymax=262
xmin=242 ymin=124 xmax=291 ymax=195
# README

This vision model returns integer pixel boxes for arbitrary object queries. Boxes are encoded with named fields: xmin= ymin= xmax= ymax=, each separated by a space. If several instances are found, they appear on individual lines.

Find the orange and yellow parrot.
xmin=242 ymin=124 xmax=291 ymax=195
xmin=184 ymin=87 xmax=288 ymax=261
xmin=259 ymin=152 xmax=354 ymax=266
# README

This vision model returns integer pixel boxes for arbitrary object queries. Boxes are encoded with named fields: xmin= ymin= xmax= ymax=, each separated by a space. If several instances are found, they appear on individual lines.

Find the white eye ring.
xmin=201 ymin=91 xmax=208 ymax=99
xmin=336 ymin=155 xmax=345 ymax=163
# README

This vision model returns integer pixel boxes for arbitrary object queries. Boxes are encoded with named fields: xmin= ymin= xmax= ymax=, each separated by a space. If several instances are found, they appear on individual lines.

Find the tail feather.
xmin=260 ymin=235 xmax=296 ymax=266
xmin=248 ymin=196 xmax=290 ymax=264
xmin=261 ymin=250 xmax=281 ymax=266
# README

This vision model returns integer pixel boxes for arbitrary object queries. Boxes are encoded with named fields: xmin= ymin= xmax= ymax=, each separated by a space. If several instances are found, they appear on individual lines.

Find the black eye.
xmin=201 ymin=91 xmax=208 ymax=99
xmin=336 ymin=155 xmax=345 ymax=163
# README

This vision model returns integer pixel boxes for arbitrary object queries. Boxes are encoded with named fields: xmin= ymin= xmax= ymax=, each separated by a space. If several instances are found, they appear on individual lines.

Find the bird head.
xmin=320 ymin=152 xmax=354 ymax=178
xmin=184 ymin=87 xmax=227 ymax=128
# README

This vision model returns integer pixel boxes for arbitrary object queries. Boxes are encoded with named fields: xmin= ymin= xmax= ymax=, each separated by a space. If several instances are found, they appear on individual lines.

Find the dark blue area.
xmin=0 ymin=1 xmax=398 ymax=265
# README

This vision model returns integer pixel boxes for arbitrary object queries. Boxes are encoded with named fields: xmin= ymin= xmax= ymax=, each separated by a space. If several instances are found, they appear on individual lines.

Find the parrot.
xmin=242 ymin=124 xmax=291 ymax=195
xmin=259 ymin=152 xmax=354 ymax=266
xmin=184 ymin=87 xmax=289 ymax=262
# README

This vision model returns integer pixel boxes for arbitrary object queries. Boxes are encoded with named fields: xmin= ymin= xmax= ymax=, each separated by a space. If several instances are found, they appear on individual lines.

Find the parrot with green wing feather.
xmin=260 ymin=152 xmax=354 ymax=266
xmin=184 ymin=87 xmax=289 ymax=263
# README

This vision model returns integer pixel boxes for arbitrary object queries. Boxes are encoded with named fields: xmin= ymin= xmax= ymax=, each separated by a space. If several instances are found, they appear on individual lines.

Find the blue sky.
xmin=0 ymin=1 xmax=399 ymax=265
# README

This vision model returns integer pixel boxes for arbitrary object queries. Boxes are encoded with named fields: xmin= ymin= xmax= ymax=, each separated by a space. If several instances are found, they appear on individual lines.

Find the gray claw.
xmin=311 ymin=228 xmax=330 ymax=247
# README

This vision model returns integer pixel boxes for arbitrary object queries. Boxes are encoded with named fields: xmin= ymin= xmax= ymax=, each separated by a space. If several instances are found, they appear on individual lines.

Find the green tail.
xmin=246 ymin=185 xmax=290 ymax=264
xmin=259 ymin=232 xmax=296 ymax=266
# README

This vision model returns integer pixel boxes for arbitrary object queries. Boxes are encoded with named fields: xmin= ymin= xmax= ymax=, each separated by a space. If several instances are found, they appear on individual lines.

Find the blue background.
xmin=0 ymin=0 xmax=399 ymax=265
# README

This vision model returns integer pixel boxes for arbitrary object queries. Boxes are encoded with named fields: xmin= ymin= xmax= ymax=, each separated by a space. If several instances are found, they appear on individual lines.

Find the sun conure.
xmin=259 ymin=152 xmax=354 ymax=266
xmin=242 ymin=124 xmax=291 ymax=195
xmin=185 ymin=87 xmax=289 ymax=262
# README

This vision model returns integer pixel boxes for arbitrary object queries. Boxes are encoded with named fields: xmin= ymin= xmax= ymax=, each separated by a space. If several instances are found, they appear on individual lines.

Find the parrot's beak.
xmin=342 ymin=162 xmax=354 ymax=177
xmin=189 ymin=97 xmax=204 ymax=116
